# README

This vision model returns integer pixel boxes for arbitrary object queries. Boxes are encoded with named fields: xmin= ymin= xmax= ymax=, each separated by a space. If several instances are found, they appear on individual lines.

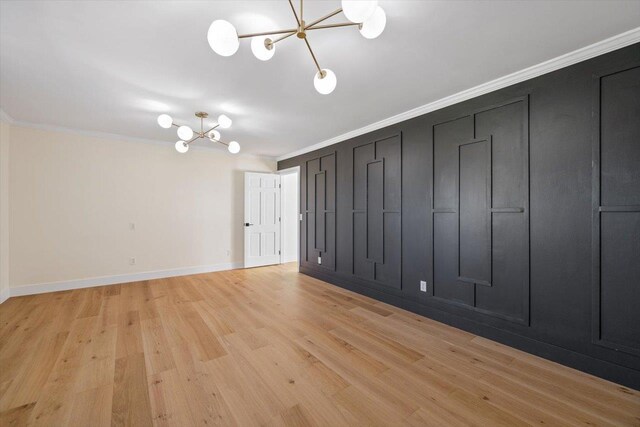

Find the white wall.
xmin=0 ymin=120 xmax=9 ymax=302
xmin=7 ymin=124 xmax=275 ymax=291
xmin=280 ymin=172 xmax=298 ymax=264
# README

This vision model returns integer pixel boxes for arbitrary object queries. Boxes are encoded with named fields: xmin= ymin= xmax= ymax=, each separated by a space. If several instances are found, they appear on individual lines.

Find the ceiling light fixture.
xmin=207 ymin=0 xmax=386 ymax=95
xmin=157 ymin=112 xmax=240 ymax=154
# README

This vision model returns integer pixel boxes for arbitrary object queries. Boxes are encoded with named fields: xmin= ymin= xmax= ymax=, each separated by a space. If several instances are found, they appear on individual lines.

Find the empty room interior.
xmin=1 ymin=0 xmax=640 ymax=425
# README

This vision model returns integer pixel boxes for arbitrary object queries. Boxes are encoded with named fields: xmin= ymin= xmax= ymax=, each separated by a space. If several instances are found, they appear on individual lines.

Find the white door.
xmin=244 ymin=172 xmax=281 ymax=268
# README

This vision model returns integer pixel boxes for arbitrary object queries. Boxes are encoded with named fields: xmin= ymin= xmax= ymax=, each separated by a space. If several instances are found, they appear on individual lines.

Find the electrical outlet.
xmin=420 ymin=280 xmax=427 ymax=292
xmin=129 ymin=258 xmax=136 ymax=265
xmin=318 ymin=256 xmax=322 ymax=265
xmin=299 ymin=214 xmax=303 ymax=221
xmin=129 ymin=223 xmax=135 ymax=231
xmin=226 ymin=250 xmax=230 ymax=257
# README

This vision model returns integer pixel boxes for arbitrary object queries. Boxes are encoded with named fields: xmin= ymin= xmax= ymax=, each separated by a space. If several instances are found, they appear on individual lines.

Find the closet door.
xmin=592 ymin=64 xmax=640 ymax=355
xmin=432 ymin=98 xmax=530 ymax=324
xmin=302 ymin=153 xmax=336 ymax=271
xmin=352 ymin=134 xmax=402 ymax=289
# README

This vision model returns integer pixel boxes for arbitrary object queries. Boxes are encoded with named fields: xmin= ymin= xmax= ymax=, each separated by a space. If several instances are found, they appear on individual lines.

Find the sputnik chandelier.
xmin=207 ymin=0 xmax=386 ymax=94
xmin=157 ymin=112 xmax=240 ymax=154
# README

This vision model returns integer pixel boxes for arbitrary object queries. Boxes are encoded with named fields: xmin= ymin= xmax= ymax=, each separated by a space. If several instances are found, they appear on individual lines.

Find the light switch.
xmin=420 ymin=280 xmax=427 ymax=292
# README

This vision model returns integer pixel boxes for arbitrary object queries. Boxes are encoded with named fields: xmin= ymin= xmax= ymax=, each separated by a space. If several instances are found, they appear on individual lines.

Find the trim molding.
xmin=3 ymin=262 xmax=243 ymax=300
xmin=277 ymin=27 xmax=640 ymax=161
xmin=0 ymin=110 xmax=275 ymax=161
xmin=0 ymin=287 xmax=9 ymax=304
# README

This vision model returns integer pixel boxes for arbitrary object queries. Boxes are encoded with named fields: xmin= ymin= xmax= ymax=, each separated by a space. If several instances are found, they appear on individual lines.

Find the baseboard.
xmin=5 ymin=262 xmax=244 ymax=299
xmin=299 ymin=265 xmax=640 ymax=391
xmin=0 ymin=287 xmax=9 ymax=304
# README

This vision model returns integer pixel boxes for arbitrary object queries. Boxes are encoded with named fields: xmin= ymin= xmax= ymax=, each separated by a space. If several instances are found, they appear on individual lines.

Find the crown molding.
xmin=277 ymin=27 xmax=640 ymax=162
xmin=4 ymin=118 xmax=276 ymax=161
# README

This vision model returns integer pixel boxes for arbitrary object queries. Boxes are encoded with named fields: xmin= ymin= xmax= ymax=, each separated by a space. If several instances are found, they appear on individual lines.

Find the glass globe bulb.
xmin=208 ymin=130 xmax=221 ymax=141
xmin=157 ymin=114 xmax=173 ymax=129
xmin=313 ymin=69 xmax=337 ymax=95
xmin=217 ymin=114 xmax=232 ymax=129
xmin=359 ymin=6 xmax=386 ymax=39
xmin=227 ymin=141 xmax=240 ymax=154
xmin=341 ymin=0 xmax=377 ymax=23
xmin=177 ymin=125 xmax=193 ymax=141
xmin=207 ymin=20 xmax=239 ymax=57
xmin=175 ymin=141 xmax=189 ymax=153
xmin=251 ymin=36 xmax=275 ymax=61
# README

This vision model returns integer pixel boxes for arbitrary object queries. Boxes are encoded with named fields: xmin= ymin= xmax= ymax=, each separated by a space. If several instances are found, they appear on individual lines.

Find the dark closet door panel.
xmin=433 ymin=116 xmax=474 ymax=303
xmin=352 ymin=134 xmax=402 ymax=289
xmin=600 ymin=67 xmax=640 ymax=206
xmin=353 ymin=212 xmax=373 ymax=279
xmin=303 ymin=153 xmax=336 ymax=271
xmin=600 ymin=213 xmax=640 ymax=351
xmin=459 ymin=139 xmax=492 ymax=286
xmin=476 ymin=100 xmax=527 ymax=208
xmin=434 ymin=214 xmax=473 ymax=304
xmin=433 ymin=117 xmax=472 ymax=209
xmin=367 ymin=161 xmax=384 ymax=263
xmin=474 ymin=98 xmax=530 ymax=323
xmin=432 ymin=98 xmax=529 ymax=323
xmin=315 ymin=171 xmax=326 ymax=251
xmin=594 ymin=65 xmax=640 ymax=355
xmin=477 ymin=213 xmax=527 ymax=320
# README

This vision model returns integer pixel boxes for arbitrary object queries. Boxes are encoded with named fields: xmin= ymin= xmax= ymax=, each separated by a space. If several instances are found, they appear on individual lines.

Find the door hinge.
xmin=279 ymin=184 xmax=281 ymax=188
xmin=278 ymin=216 xmax=281 ymax=222
xmin=279 ymin=250 xmax=281 ymax=255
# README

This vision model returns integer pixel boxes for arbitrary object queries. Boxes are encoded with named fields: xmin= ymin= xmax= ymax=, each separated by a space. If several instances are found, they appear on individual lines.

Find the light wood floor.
xmin=0 ymin=263 xmax=638 ymax=426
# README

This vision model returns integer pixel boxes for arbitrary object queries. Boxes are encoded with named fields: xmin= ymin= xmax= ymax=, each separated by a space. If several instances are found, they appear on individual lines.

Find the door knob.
xmin=244 ymin=223 xmax=254 ymax=227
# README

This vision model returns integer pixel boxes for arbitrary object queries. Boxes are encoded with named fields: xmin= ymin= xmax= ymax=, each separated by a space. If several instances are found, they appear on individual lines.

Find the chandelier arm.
xmin=271 ymin=31 xmax=297 ymax=45
xmin=306 ymin=22 xmax=361 ymax=31
xmin=304 ymin=8 xmax=342 ymax=29
xmin=300 ymin=0 xmax=303 ymax=23
xmin=287 ymin=0 xmax=300 ymax=25
xmin=203 ymin=124 xmax=220 ymax=135
xmin=238 ymin=28 xmax=297 ymax=39
xmin=184 ymin=134 xmax=202 ymax=146
xmin=303 ymin=37 xmax=323 ymax=75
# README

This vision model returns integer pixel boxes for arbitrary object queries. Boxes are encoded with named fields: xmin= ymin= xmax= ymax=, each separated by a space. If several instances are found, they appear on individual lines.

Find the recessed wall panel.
xmin=303 ymin=154 xmax=336 ymax=271
xmin=594 ymin=65 xmax=640 ymax=355
xmin=352 ymin=135 xmax=402 ymax=289
xmin=459 ymin=140 xmax=491 ymax=285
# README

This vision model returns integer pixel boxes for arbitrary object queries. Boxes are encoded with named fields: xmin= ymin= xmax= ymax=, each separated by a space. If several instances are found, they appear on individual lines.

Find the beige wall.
xmin=0 ymin=121 xmax=9 ymax=299
xmin=8 ymin=124 xmax=275 ymax=289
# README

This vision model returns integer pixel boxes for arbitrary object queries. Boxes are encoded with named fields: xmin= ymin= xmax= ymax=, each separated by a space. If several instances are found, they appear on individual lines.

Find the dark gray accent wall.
xmin=279 ymin=43 xmax=640 ymax=389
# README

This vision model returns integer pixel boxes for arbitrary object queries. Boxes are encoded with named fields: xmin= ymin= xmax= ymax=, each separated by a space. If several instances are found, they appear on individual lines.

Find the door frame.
xmin=278 ymin=166 xmax=300 ymax=265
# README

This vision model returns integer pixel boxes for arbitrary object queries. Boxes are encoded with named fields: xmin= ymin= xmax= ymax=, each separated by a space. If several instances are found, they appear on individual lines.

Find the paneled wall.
xmin=279 ymin=44 xmax=640 ymax=388
xmin=352 ymin=134 xmax=402 ymax=289
xmin=301 ymin=153 xmax=336 ymax=271
xmin=432 ymin=98 xmax=529 ymax=324
xmin=592 ymin=64 xmax=640 ymax=357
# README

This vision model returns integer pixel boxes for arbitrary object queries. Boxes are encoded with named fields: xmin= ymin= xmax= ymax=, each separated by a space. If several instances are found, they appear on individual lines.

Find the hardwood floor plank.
xmin=111 ymin=353 xmax=153 ymax=427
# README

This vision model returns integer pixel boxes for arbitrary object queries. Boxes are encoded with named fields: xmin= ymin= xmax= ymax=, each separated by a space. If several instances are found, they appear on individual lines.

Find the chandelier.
xmin=156 ymin=112 xmax=240 ymax=154
xmin=207 ymin=0 xmax=386 ymax=94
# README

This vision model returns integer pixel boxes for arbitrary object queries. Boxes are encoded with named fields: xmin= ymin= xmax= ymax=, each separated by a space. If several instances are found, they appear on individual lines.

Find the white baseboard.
xmin=4 ymin=262 xmax=244 ymax=300
xmin=0 ymin=287 xmax=9 ymax=304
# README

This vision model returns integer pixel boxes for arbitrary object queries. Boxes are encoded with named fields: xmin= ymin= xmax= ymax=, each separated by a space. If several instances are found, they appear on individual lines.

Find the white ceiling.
xmin=1 ymin=1 xmax=639 ymax=158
